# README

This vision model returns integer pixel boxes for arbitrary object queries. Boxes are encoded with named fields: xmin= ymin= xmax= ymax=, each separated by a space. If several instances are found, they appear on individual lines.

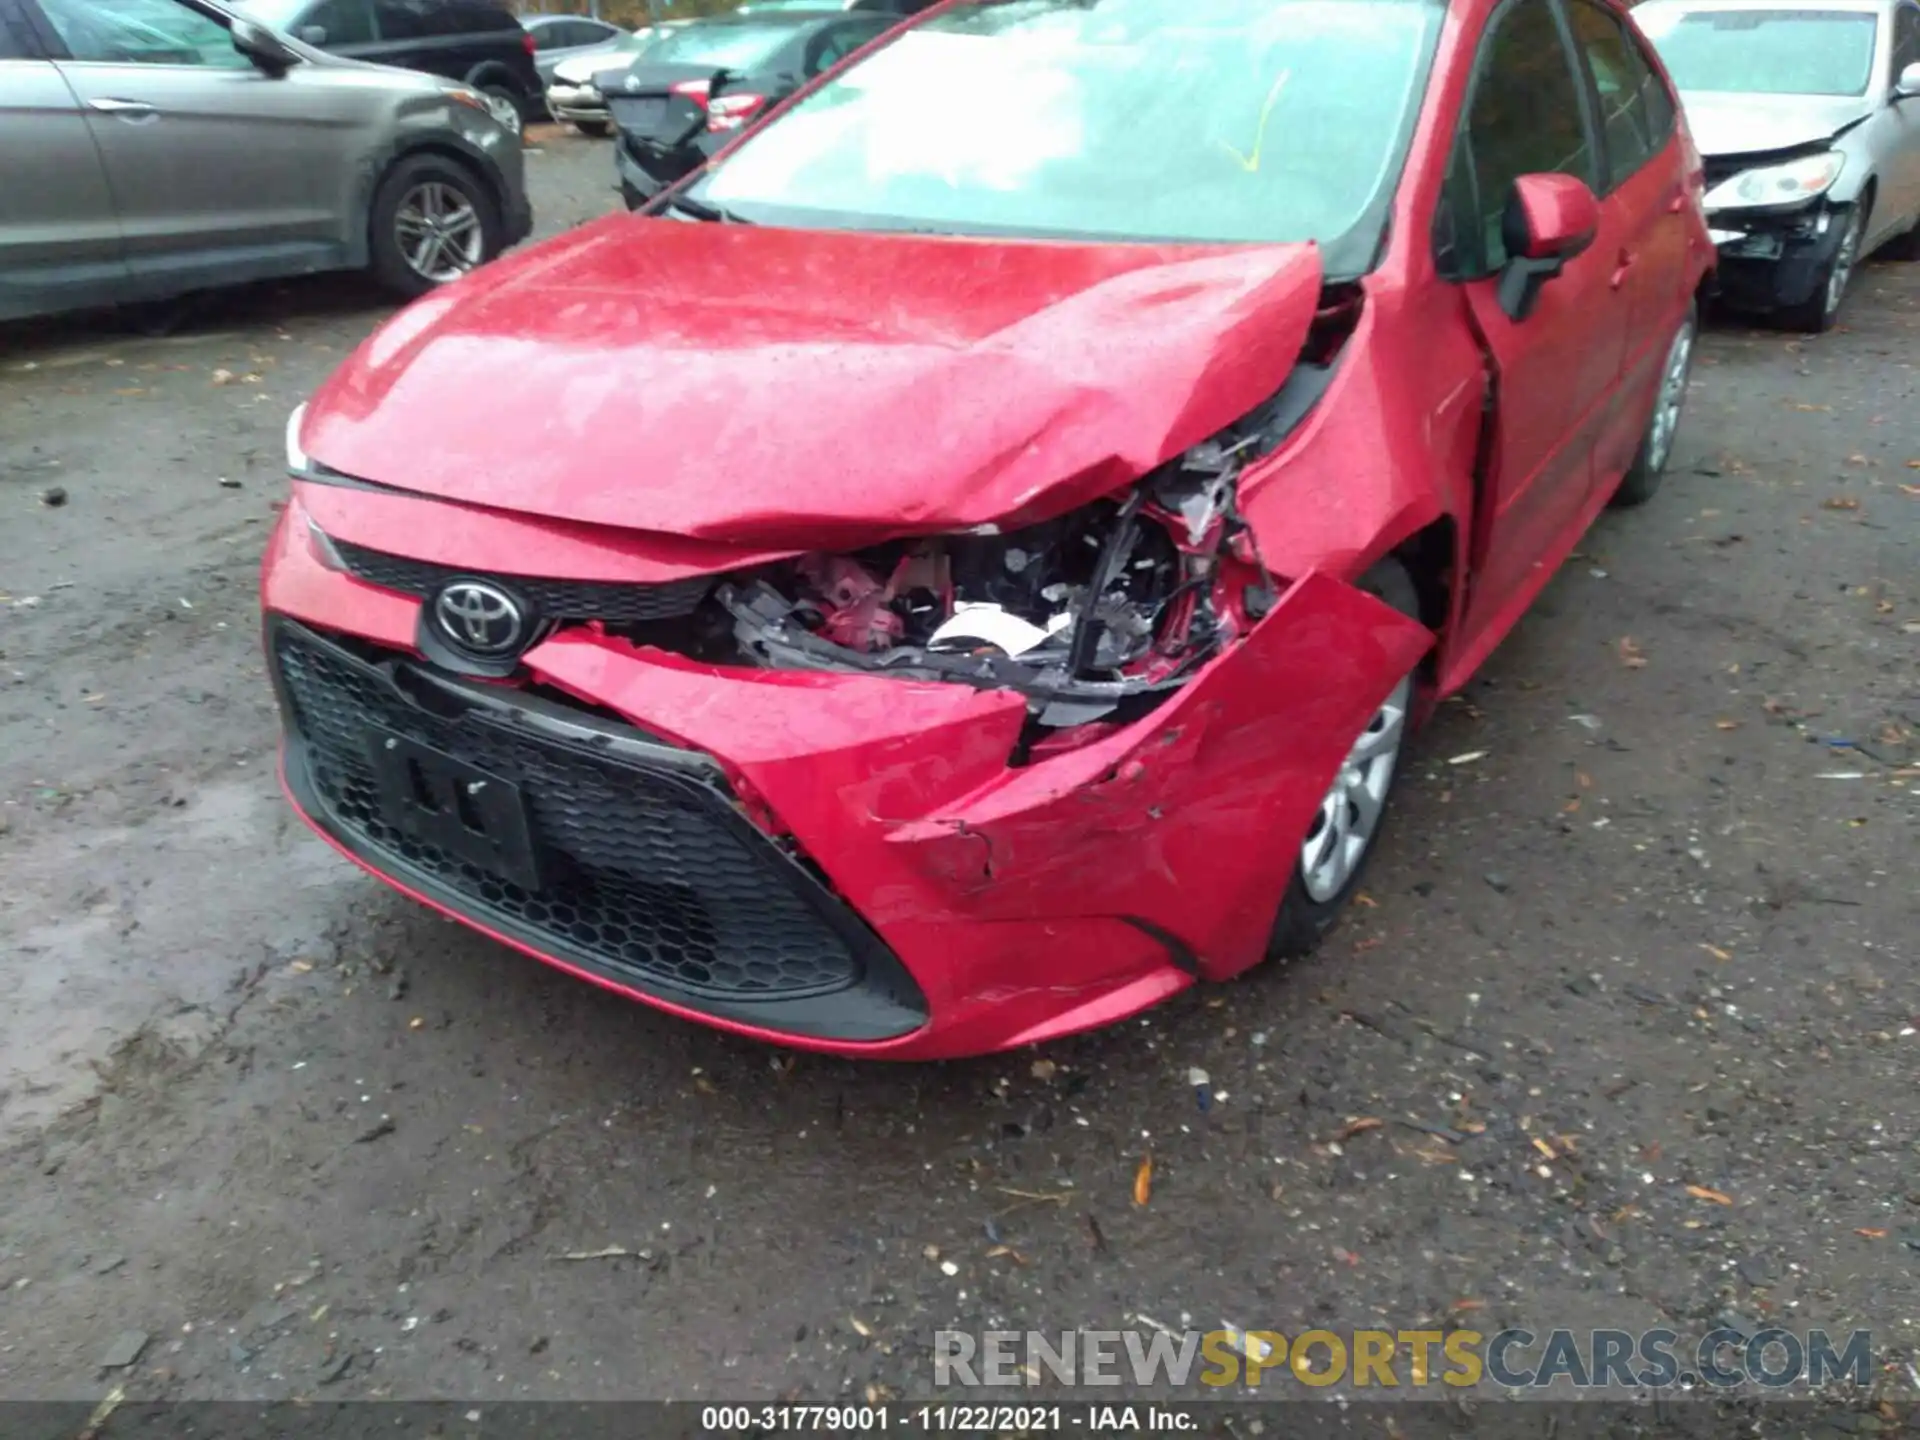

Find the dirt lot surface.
xmin=2 ymin=129 xmax=1916 ymax=1412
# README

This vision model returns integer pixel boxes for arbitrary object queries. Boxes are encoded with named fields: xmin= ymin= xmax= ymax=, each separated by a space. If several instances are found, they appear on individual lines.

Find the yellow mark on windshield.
xmin=1216 ymin=69 xmax=1293 ymax=173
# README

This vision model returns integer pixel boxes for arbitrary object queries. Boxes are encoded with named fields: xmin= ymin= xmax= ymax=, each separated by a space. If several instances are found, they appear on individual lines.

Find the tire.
xmin=367 ymin=153 xmax=503 ymax=301
xmin=1779 ymin=203 xmax=1864 ymax=334
xmin=1266 ymin=559 xmax=1424 ymax=961
xmin=479 ymin=83 xmax=528 ymax=135
xmin=574 ymin=119 xmax=611 ymax=138
xmin=1610 ymin=302 xmax=1697 ymax=509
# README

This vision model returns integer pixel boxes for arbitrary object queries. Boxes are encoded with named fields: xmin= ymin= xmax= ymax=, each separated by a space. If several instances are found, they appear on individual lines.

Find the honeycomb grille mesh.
xmin=273 ymin=626 xmax=864 ymax=1001
xmin=332 ymin=539 xmax=713 ymax=623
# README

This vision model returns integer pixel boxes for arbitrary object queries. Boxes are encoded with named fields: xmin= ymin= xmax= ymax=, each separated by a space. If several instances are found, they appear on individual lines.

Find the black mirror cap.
xmin=231 ymin=16 xmax=299 ymax=74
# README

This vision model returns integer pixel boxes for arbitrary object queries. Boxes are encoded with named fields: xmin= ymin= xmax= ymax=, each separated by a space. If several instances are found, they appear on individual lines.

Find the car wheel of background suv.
xmin=1610 ymin=302 xmax=1697 ymax=508
xmin=1266 ymin=558 xmax=1425 ymax=961
xmin=477 ymin=82 xmax=529 ymax=133
xmin=368 ymin=153 xmax=503 ymax=299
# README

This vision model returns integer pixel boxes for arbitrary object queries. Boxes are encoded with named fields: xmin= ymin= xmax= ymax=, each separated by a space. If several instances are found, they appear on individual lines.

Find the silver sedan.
xmin=1636 ymin=0 xmax=1920 ymax=330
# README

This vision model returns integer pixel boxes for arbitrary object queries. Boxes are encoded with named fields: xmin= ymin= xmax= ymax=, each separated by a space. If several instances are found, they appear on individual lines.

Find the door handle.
xmin=1610 ymin=247 xmax=1636 ymax=290
xmin=88 ymin=98 xmax=158 ymax=121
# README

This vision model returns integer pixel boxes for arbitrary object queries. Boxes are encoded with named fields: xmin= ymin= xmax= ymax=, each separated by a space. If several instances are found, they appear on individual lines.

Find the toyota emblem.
xmin=433 ymin=580 xmax=528 ymax=658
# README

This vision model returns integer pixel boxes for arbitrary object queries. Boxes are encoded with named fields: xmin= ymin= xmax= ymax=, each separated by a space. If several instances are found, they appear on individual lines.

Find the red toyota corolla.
xmin=265 ymin=0 xmax=1711 ymax=1059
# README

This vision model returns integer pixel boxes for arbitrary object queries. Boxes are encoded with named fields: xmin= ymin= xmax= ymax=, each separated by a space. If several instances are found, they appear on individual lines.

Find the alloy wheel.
xmin=1823 ymin=209 xmax=1863 ymax=319
xmin=1299 ymin=671 xmax=1414 ymax=903
xmin=1644 ymin=316 xmax=1695 ymax=475
xmin=394 ymin=182 xmax=486 ymax=285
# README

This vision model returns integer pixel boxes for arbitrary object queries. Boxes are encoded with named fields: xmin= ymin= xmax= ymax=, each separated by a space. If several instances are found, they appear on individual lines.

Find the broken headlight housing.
xmin=715 ymin=431 xmax=1283 ymax=730
xmin=1703 ymin=151 xmax=1844 ymax=213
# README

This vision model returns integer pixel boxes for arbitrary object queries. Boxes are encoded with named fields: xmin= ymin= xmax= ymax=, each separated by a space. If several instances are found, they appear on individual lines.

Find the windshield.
xmin=1636 ymin=7 xmax=1880 ymax=96
xmin=694 ymin=0 xmax=1442 ymax=274
xmin=643 ymin=19 xmax=802 ymax=68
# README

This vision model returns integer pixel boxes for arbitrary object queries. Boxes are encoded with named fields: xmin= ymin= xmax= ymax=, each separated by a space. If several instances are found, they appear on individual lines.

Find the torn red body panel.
xmin=266 ymin=496 xmax=1428 ymax=1058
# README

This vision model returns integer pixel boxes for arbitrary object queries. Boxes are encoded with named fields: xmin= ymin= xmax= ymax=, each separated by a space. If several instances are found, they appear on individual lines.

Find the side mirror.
xmin=1496 ymin=172 xmax=1600 ymax=322
xmin=1895 ymin=60 xmax=1920 ymax=100
xmin=296 ymin=23 xmax=329 ymax=45
xmin=231 ymin=16 xmax=299 ymax=74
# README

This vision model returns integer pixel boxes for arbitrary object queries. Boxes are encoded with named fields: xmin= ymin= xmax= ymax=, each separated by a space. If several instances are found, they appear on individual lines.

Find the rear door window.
xmin=373 ymin=0 xmax=448 ymax=40
xmin=298 ymin=0 xmax=376 ymax=45
xmin=1568 ymin=0 xmax=1674 ymax=189
xmin=805 ymin=17 xmax=889 ymax=75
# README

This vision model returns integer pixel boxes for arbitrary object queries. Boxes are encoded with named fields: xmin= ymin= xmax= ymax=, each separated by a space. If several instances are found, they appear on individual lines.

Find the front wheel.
xmin=1780 ymin=204 xmax=1863 ymax=334
xmin=1610 ymin=303 xmax=1696 ymax=508
xmin=367 ymin=155 xmax=502 ymax=299
xmin=1266 ymin=560 xmax=1423 ymax=961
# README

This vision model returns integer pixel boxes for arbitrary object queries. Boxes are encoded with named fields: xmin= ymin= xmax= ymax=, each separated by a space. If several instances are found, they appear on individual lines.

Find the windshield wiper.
xmin=662 ymin=193 xmax=750 ymax=224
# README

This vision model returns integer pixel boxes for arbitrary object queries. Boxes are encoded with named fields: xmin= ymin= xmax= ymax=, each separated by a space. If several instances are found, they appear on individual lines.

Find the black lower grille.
xmin=332 ymin=539 xmax=712 ymax=624
xmin=269 ymin=619 xmax=925 ymax=1038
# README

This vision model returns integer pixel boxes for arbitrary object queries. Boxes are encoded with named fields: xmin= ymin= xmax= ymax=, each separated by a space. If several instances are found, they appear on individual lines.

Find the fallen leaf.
xmin=1576 ymin=771 xmax=1593 ymax=789
xmin=1686 ymin=1184 xmax=1735 ymax=1206
xmin=1854 ymin=1227 xmax=1888 ymax=1239
xmin=552 ymin=1245 xmax=650 ymax=1262
xmin=1450 ymin=1299 xmax=1486 ymax=1313
xmin=1029 ymin=1059 xmax=1057 ymax=1082
xmin=984 ymin=1245 xmax=1030 ymax=1265
xmin=1353 ymin=891 xmax=1378 ymax=908
xmin=849 ymin=1316 xmax=873 ymax=1337
xmin=1132 ymin=1154 xmax=1153 ymax=1207
xmin=1640 ymin=1142 xmax=1663 ymax=1163
xmin=1562 ymin=797 xmax=1581 ymax=814
xmin=287 ymin=959 xmax=314 ymax=974
xmin=1335 ymin=1117 xmax=1384 ymax=1141
xmin=1789 ymin=402 xmax=1831 ymax=411
xmin=1531 ymin=1137 xmax=1557 ymax=1160
xmin=1700 ymin=944 xmax=1733 ymax=962
xmin=1616 ymin=637 xmax=1647 ymax=668
xmin=1715 ymin=720 xmax=1740 ymax=731
xmin=211 ymin=368 xmax=235 ymax=385
xmin=1448 ymin=750 xmax=1488 ymax=765
xmin=1823 ymin=496 xmax=1860 ymax=511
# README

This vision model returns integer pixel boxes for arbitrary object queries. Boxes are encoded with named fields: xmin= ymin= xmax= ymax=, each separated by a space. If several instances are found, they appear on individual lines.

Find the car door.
xmin=1436 ymin=0 xmax=1627 ymax=638
xmin=0 ymin=0 xmax=129 ymax=318
xmin=1566 ymin=0 xmax=1694 ymax=487
xmin=29 ymin=0 xmax=351 ymax=290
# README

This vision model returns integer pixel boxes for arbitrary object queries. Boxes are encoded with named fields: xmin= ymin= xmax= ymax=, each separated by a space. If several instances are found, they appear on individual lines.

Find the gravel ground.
xmin=1 ymin=129 xmax=1916 ymax=1415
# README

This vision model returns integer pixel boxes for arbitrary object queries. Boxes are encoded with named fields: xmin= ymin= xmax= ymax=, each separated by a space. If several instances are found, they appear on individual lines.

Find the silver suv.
xmin=0 ymin=0 xmax=532 ymax=322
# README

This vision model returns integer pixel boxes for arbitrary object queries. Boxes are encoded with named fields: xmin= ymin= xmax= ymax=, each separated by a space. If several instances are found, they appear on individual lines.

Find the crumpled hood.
xmin=1681 ymin=92 xmax=1870 ymax=159
xmin=302 ymin=216 xmax=1323 ymax=546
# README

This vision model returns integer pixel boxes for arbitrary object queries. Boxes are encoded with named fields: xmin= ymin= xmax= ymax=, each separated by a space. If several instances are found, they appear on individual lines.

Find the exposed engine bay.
xmin=713 ymin=424 xmax=1293 ymax=732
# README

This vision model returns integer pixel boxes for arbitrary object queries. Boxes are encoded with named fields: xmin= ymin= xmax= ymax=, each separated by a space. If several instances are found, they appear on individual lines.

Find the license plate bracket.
xmin=367 ymin=730 xmax=541 ymax=893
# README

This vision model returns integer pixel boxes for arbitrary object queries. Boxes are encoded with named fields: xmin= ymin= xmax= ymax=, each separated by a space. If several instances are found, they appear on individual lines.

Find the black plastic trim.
xmin=267 ymin=616 xmax=929 ymax=1043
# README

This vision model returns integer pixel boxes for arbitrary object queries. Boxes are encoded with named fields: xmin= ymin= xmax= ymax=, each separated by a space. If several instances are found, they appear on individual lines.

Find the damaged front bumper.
xmin=262 ymin=496 xmax=1431 ymax=1059
xmin=1705 ymin=202 xmax=1848 ymax=310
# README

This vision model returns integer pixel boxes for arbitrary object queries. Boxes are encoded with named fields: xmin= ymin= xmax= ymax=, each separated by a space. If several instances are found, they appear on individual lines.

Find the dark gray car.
xmin=0 ymin=0 xmax=532 ymax=322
